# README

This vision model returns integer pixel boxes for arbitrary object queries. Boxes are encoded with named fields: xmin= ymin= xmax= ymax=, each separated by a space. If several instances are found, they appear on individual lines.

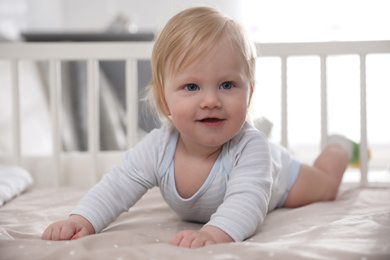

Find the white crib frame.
xmin=0 ymin=40 xmax=389 ymax=187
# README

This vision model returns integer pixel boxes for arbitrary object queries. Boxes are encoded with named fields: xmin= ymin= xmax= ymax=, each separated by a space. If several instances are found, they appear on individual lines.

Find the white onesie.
xmin=71 ymin=122 xmax=300 ymax=242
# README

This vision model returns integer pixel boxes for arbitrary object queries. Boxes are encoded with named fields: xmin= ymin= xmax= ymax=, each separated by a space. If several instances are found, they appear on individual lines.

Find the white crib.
xmin=0 ymin=40 xmax=389 ymax=188
xmin=1 ymin=40 xmax=390 ymax=260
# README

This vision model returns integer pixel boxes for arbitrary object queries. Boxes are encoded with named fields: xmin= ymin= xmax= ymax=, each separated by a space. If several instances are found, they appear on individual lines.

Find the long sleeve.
xmin=205 ymin=127 xmax=273 ymax=242
xmin=70 ymin=128 xmax=166 ymax=233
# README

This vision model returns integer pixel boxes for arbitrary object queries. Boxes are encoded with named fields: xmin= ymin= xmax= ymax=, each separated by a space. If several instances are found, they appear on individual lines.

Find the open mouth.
xmin=198 ymin=118 xmax=225 ymax=127
xmin=200 ymin=118 xmax=222 ymax=123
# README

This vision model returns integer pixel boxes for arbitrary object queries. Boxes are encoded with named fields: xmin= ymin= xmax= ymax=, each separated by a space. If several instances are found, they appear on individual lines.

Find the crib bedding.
xmin=0 ymin=185 xmax=389 ymax=260
xmin=0 ymin=165 xmax=33 ymax=206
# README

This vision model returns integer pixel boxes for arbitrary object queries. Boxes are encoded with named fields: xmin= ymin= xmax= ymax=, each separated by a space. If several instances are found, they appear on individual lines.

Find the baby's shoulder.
xmin=234 ymin=122 xmax=268 ymax=144
xmin=224 ymin=122 xmax=269 ymax=157
xmin=138 ymin=124 xmax=177 ymax=145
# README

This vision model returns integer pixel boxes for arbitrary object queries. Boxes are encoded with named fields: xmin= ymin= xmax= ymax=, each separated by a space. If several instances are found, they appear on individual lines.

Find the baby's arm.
xmin=170 ymin=225 xmax=233 ymax=248
xmin=42 ymin=214 xmax=95 ymax=241
xmin=170 ymin=128 xmax=272 ymax=248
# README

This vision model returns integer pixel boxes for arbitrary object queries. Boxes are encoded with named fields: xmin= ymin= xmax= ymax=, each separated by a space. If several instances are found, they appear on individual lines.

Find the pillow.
xmin=0 ymin=165 xmax=33 ymax=206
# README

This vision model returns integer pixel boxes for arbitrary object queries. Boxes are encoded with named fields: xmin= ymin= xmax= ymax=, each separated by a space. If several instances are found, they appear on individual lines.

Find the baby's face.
xmin=163 ymin=44 xmax=253 ymax=151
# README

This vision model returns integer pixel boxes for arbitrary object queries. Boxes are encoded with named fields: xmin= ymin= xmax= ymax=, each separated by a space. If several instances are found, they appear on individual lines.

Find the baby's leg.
xmin=283 ymin=144 xmax=349 ymax=208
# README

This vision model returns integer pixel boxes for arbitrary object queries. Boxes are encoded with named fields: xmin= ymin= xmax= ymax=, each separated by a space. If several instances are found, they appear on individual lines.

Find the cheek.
xmin=234 ymin=92 xmax=252 ymax=120
xmin=165 ymin=97 xmax=188 ymax=120
xmin=224 ymin=96 xmax=249 ymax=120
xmin=239 ymin=90 xmax=252 ymax=109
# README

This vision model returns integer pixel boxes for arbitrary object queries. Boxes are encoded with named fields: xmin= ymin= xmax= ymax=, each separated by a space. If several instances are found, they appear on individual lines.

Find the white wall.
xmin=241 ymin=0 xmax=390 ymax=42
xmin=1 ymin=0 xmax=389 ymax=42
xmin=0 ymin=0 xmax=243 ymax=40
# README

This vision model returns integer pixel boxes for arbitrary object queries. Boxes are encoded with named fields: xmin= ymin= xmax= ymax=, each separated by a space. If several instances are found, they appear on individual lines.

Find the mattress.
xmin=1 ymin=184 xmax=389 ymax=260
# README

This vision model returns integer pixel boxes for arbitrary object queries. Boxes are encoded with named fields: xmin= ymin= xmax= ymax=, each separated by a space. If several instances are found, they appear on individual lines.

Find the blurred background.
xmin=0 ymin=0 xmax=389 ymax=180
xmin=1 ymin=0 xmax=389 ymax=42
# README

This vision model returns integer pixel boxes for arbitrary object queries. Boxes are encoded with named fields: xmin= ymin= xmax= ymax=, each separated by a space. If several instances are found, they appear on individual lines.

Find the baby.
xmin=42 ymin=7 xmax=357 ymax=248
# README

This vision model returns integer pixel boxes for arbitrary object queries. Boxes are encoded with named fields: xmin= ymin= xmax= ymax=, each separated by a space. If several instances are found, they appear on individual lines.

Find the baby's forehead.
xmin=166 ymin=41 xmax=244 ymax=77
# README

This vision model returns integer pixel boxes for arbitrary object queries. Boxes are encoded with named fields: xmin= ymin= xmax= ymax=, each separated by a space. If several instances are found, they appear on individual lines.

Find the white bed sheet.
xmin=0 ymin=184 xmax=389 ymax=260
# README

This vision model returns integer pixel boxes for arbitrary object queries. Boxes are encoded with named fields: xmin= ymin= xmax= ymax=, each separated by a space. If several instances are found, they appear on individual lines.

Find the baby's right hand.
xmin=41 ymin=215 xmax=95 ymax=241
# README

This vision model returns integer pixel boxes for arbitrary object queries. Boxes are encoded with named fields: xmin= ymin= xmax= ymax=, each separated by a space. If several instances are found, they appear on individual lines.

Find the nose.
xmin=200 ymin=89 xmax=222 ymax=109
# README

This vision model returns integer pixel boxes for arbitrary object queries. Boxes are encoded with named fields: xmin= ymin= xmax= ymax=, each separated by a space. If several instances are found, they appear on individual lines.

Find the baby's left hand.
xmin=170 ymin=226 xmax=233 ymax=248
xmin=170 ymin=229 xmax=216 ymax=248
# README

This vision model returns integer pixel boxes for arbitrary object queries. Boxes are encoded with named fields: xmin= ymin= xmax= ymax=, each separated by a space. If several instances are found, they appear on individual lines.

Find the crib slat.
xmin=125 ymin=60 xmax=139 ymax=148
xmin=49 ymin=60 xmax=62 ymax=186
xmin=281 ymin=56 xmax=288 ymax=148
xmin=87 ymin=59 xmax=99 ymax=184
xmin=320 ymin=55 xmax=328 ymax=150
xmin=11 ymin=60 xmax=21 ymax=165
xmin=359 ymin=55 xmax=368 ymax=186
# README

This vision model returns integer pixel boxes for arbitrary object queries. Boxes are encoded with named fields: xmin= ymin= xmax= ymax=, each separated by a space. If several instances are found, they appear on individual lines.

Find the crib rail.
xmin=0 ymin=41 xmax=389 ymax=187
xmin=0 ymin=42 xmax=153 ymax=186
xmin=257 ymin=40 xmax=390 ymax=186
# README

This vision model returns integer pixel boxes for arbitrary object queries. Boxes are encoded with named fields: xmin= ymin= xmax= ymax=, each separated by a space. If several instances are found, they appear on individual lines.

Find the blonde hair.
xmin=147 ymin=7 xmax=257 ymax=123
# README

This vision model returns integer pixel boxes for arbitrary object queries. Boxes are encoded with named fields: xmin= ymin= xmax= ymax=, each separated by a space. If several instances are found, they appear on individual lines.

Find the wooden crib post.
xmin=49 ymin=60 xmax=63 ymax=186
xmin=320 ymin=55 xmax=328 ymax=150
xmin=281 ymin=56 xmax=288 ymax=148
xmin=125 ymin=59 xmax=139 ymax=149
xmin=87 ymin=59 xmax=100 ymax=185
xmin=359 ymin=54 xmax=368 ymax=186
xmin=11 ymin=60 xmax=21 ymax=166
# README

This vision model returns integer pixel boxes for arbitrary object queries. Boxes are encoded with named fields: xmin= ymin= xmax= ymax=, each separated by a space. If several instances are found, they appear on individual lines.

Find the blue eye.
xmin=184 ymin=84 xmax=200 ymax=91
xmin=219 ymin=82 xmax=233 ymax=90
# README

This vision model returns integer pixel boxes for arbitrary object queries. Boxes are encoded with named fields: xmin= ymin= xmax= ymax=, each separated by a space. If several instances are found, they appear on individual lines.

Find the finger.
xmin=60 ymin=224 xmax=76 ymax=240
xmin=71 ymin=227 xmax=89 ymax=240
xmin=204 ymin=240 xmax=215 ymax=246
xmin=51 ymin=226 xmax=61 ymax=241
xmin=190 ymin=236 xmax=214 ymax=248
xmin=170 ymin=232 xmax=184 ymax=246
xmin=178 ymin=233 xmax=196 ymax=248
xmin=179 ymin=237 xmax=194 ymax=248
xmin=190 ymin=237 xmax=206 ymax=249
